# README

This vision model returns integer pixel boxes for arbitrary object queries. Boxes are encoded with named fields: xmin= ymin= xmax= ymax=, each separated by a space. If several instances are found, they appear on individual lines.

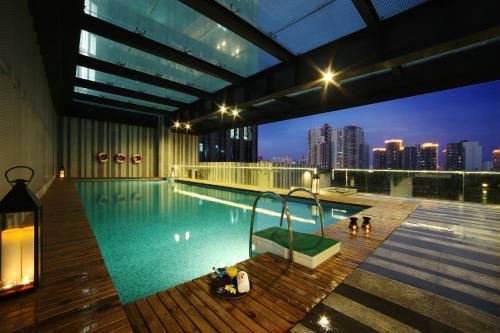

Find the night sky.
xmin=259 ymin=80 xmax=500 ymax=165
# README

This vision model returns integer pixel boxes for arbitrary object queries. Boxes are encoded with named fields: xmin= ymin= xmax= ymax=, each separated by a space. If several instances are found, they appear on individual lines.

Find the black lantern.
xmin=348 ymin=217 xmax=358 ymax=231
xmin=58 ymin=166 xmax=65 ymax=179
xmin=0 ymin=166 xmax=42 ymax=297
xmin=312 ymin=174 xmax=320 ymax=195
xmin=362 ymin=216 xmax=372 ymax=231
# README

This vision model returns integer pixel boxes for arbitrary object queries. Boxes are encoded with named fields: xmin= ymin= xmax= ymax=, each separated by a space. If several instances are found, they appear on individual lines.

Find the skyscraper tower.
xmin=343 ymin=126 xmax=365 ymax=168
xmin=319 ymin=123 xmax=332 ymax=169
xmin=462 ymin=141 xmax=483 ymax=171
xmin=445 ymin=142 xmax=465 ymax=170
xmin=403 ymin=146 xmax=418 ymax=170
xmin=373 ymin=148 xmax=386 ymax=169
xmin=385 ymin=139 xmax=403 ymax=169
xmin=307 ymin=124 xmax=332 ymax=169
xmin=417 ymin=143 xmax=439 ymax=170
xmin=330 ymin=128 xmax=344 ymax=169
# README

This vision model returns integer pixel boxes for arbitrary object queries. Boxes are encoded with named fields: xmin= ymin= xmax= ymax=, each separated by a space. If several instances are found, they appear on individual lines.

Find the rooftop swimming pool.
xmin=76 ymin=180 xmax=366 ymax=303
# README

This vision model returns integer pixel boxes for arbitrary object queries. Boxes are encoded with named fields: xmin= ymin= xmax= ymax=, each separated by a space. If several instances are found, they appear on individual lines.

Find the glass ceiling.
xmin=79 ymin=30 xmax=230 ymax=93
xmin=84 ymin=0 xmax=279 ymax=77
xmin=75 ymin=0 xmax=429 ymax=114
xmin=371 ymin=0 xmax=427 ymax=20
xmin=215 ymin=0 xmax=366 ymax=55
xmin=74 ymin=86 xmax=176 ymax=112
xmin=76 ymin=66 xmax=197 ymax=103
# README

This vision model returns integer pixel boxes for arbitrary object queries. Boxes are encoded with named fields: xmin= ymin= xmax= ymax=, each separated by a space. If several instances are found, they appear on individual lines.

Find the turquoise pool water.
xmin=76 ymin=180 xmax=365 ymax=303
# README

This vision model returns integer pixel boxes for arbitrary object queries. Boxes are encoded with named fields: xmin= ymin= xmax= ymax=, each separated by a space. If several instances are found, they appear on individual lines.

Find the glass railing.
xmin=332 ymin=169 xmax=500 ymax=204
xmin=173 ymin=163 xmax=318 ymax=190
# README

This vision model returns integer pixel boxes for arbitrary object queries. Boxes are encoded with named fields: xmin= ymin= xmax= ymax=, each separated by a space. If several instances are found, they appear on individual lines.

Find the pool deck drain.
xmin=125 ymin=179 xmax=417 ymax=333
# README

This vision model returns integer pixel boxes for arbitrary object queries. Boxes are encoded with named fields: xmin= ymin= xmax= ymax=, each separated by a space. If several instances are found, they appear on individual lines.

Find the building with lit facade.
xmin=330 ymin=128 xmax=344 ymax=169
xmin=373 ymin=148 xmax=386 ymax=169
xmin=385 ymin=139 xmax=403 ymax=169
xmin=494 ymin=149 xmax=500 ymax=171
xmin=445 ymin=142 xmax=465 ymax=170
xmin=199 ymin=126 xmax=258 ymax=162
xmin=403 ymin=146 xmax=418 ymax=170
xmin=343 ymin=126 xmax=366 ymax=169
xmin=417 ymin=143 xmax=439 ymax=170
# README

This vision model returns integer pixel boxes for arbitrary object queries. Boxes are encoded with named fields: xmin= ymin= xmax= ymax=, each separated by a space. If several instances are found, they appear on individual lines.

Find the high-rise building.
xmin=330 ymin=128 xmax=344 ymax=169
xmin=493 ymin=149 xmax=500 ymax=171
xmin=417 ymin=143 xmax=439 ymax=170
xmin=403 ymin=146 xmax=418 ymax=170
xmin=462 ymin=141 xmax=482 ymax=170
xmin=373 ymin=148 xmax=386 ymax=169
xmin=444 ymin=142 xmax=464 ymax=170
xmin=319 ymin=124 xmax=332 ymax=169
xmin=385 ymin=139 xmax=403 ymax=169
xmin=360 ymin=143 xmax=370 ymax=169
xmin=343 ymin=126 xmax=365 ymax=168
xmin=271 ymin=156 xmax=292 ymax=164
xmin=307 ymin=128 xmax=322 ymax=167
xmin=199 ymin=126 xmax=258 ymax=162
xmin=307 ymin=124 xmax=332 ymax=169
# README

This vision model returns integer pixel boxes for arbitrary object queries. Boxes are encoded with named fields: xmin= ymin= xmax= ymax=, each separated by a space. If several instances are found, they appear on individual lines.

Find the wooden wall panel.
xmin=61 ymin=117 xmax=159 ymax=178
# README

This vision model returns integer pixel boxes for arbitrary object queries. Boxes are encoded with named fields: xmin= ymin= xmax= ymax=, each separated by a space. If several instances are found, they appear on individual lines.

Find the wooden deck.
xmin=126 ymin=179 xmax=417 ymax=332
xmin=0 ymin=179 xmax=132 ymax=333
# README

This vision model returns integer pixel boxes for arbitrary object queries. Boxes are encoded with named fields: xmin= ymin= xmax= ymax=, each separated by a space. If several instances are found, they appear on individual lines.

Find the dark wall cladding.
xmin=60 ymin=116 xmax=158 ymax=178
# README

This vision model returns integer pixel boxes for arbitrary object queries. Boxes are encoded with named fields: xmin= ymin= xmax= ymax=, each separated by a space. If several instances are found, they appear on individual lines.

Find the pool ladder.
xmin=249 ymin=188 xmax=325 ymax=267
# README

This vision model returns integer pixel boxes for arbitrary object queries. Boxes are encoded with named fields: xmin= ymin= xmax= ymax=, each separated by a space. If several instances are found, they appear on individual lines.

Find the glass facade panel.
xmin=216 ymin=0 xmax=366 ymax=54
xmin=371 ymin=0 xmax=427 ymax=20
xmin=74 ymin=86 xmax=175 ymax=111
xmin=79 ymin=30 xmax=230 ymax=93
xmin=84 ymin=0 xmax=279 ymax=76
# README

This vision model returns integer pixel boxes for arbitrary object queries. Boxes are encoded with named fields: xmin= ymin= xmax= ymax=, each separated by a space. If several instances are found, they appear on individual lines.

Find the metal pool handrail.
xmin=249 ymin=191 xmax=294 ymax=267
xmin=279 ymin=187 xmax=325 ymax=237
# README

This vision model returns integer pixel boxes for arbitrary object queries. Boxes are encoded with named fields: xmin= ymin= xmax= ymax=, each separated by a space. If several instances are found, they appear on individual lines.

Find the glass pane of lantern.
xmin=1 ymin=213 xmax=36 ymax=294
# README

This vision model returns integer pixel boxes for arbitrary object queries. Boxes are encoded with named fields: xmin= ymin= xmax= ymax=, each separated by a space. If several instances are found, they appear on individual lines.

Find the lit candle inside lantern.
xmin=1 ymin=228 xmax=22 ymax=289
xmin=21 ymin=226 xmax=35 ymax=284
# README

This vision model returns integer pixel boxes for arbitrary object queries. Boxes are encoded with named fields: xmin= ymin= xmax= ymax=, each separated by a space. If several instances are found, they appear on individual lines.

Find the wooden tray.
xmin=209 ymin=275 xmax=251 ymax=299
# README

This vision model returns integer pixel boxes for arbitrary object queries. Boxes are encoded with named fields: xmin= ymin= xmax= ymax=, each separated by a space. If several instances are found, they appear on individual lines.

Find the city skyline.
xmin=259 ymin=80 xmax=500 ymax=166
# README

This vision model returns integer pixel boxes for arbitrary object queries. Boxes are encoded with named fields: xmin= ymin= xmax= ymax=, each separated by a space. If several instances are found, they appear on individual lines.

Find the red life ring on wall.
xmin=131 ymin=154 xmax=142 ymax=164
xmin=114 ymin=153 xmax=127 ymax=164
xmin=97 ymin=152 xmax=109 ymax=163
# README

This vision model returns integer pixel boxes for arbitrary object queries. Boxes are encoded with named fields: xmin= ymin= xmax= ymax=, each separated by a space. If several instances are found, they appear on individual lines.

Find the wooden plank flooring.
xmin=126 ymin=179 xmax=417 ymax=332
xmin=0 ymin=179 xmax=132 ymax=333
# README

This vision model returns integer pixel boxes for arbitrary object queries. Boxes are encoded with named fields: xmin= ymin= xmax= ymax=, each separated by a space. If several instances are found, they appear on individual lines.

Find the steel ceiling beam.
xmin=175 ymin=0 xmax=500 ymax=127
xmin=352 ymin=0 xmax=381 ymax=30
xmin=81 ymin=14 xmax=244 ymax=83
xmin=177 ymin=0 xmax=295 ymax=63
xmin=74 ymin=77 xmax=187 ymax=108
xmin=71 ymin=101 xmax=159 ymax=128
xmin=73 ymin=92 xmax=172 ymax=116
xmin=195 ymin=41 xmax=500 ymax=134
xmin=77 ymin=55 xmax=212 ymax=99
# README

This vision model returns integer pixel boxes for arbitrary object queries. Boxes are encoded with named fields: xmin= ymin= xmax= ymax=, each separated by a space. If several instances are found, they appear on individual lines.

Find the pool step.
xmin=253 ymin=227 xmax=341 ymax=269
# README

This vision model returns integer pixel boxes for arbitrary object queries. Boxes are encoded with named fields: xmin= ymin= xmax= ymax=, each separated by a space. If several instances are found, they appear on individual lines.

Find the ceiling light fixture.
xmin=231 ymin=108 xmax=240 ymax=118
xmin=185 ymin=123 xmax=191 ymax=130
xmin=219 ymin=104 xmax=227 ymax=115
xmin=174 ymin=121 xmax=181 ymax=128
xmin=322 ymin=69 xmax=335 ymax=84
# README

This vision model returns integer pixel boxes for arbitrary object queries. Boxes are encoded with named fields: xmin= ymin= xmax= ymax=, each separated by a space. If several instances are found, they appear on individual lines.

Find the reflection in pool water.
xmin=77 ymin=180 xmax=365 ymax=303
